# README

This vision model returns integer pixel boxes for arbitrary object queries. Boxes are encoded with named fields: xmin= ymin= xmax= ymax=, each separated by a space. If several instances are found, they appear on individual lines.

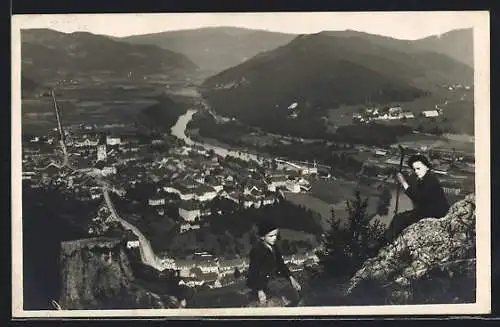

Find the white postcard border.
xmin=11 ymin=11 xmax=491 ymax=318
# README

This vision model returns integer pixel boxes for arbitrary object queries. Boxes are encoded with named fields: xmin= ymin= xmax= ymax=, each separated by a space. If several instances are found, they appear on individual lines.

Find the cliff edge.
xmin=58 ymin=237 xmax=175 ymax=310
xmin=343 ymin=194 xmax=476 ymax=304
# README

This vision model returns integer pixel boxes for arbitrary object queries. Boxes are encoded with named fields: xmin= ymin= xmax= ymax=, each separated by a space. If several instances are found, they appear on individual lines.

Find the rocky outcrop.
xmin=344 ymin=194 xmax=476 ymax=305
xmin=58 ymin=237 xmax=171 ymax=310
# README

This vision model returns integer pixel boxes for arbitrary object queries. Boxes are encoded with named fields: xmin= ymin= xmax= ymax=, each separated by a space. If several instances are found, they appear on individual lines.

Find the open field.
xmin=22 ymin=97 xmax=158 ymax=134
xmin=396 ymin=133 xmax=474 ymax=153
xmin=19 ymin=81 xmax=203 ymax=135
xmin=284 ymin=190 xmax=387 ymax=230
xmin=240 ymin=133 xmax=280 ymax=148
xmin=282 ymin=173 xmax=469 ymax=232
xmin=326 ymin=104 xmax=363 ymax=127
xmin=440 ymin=99 xmax=475 ymax=135
xmin=284 ymin=177 xmax=386 ymax=230
xmin=309 ymin=178 xmax=379 ymax=204
xmin=166 ymin=86 xmax=201 ymax=98
xmin=282 ymin=193 xmax=333 ymax=230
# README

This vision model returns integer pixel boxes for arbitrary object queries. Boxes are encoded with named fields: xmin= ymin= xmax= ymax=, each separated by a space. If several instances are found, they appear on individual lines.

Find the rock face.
xmin=58 ymin=237 xmax=168 ymax=310
xmin=344 ymin=194 xmax=476 ymax=305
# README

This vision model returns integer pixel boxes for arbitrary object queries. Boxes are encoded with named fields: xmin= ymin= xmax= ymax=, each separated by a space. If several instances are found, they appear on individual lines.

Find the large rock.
xmin=58 ymin=237 xmax=173 ymax=310
xmin=344 ymin=194 xmax=476 ymax=304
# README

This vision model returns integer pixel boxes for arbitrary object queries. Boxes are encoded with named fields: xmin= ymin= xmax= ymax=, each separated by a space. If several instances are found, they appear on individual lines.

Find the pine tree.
xmin=317 ymin=207 xmax=350 ymax=276
xmin=320 ymin=190 xmax=385 ymax=278
xmin=346 ymin=191 xmax=371 ymax=264
xmin=376 ymin=187 xmax=391 ymax=216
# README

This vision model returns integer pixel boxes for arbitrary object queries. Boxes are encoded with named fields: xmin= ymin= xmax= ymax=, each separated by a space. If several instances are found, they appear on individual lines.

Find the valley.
xmin=19 ymin=24 xmax=477 ymax=310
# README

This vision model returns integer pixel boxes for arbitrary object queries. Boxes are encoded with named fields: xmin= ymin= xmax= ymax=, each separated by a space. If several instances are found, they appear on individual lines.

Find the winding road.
xmin=50 ymin=88 xmax=168 ymax=271
xmin=102 ymin=188 xmax=165 ymax=271
xmin=93 ymin=109 xmax=273 ymax=272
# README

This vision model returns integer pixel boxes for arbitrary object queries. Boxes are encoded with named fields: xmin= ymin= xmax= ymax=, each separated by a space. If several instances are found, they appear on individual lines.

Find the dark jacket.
xmin=246 ymin=241 xmax=291 ymax=292
xmin=404 ymin=171 xmax=450 ymax=219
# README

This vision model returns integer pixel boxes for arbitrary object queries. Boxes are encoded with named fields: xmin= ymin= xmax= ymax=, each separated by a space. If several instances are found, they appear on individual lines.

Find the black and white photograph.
xmin=11 ymin=11 xmax=490 ymax=317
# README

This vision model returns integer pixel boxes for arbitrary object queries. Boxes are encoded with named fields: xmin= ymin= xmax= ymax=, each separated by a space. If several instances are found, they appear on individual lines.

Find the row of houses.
xmin=177 ymin=272 xmax=242 ymax=289
xmin=141 ymin=158 xmax=310 ymax=221
xmin=146 ymin=180 xmax=307 ymax=222
xmin=157 ymin=255 xmax=249 ymax=278
xmin=175 ymin=192 xmax=280 ymax=222
xmin=154 ymin=249 xmax=319 ymax=280
xmin=274 ymin=159 xmax=318 ymax=177
xmin=171 ymin=251 xmax=320 ymax=289
xmin=283 ymin=252 xmax=320 ymax=267
xmin=353 ymin=106 xmax=443 ymax=123
xmin=163 ymin=183 xmax=219 ymax=202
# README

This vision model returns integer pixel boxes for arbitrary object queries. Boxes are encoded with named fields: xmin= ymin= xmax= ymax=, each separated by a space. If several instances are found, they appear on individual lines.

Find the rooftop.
xmin=195 ymin=184 xmax=216 ymax=195
xmin=179 ymin=200 xmax=201 ymax=211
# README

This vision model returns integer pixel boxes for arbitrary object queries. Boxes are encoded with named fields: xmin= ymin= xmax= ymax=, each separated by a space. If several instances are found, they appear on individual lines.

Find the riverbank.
xmin=187 ymin=129 xmax=276 ymax=162
xmin=171 ymin=109 xmax=265 ymax=164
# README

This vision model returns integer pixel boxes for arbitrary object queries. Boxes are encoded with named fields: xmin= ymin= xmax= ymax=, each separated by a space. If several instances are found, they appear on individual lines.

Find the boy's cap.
xmin=256 ymin=220 xmax=278 ymax=237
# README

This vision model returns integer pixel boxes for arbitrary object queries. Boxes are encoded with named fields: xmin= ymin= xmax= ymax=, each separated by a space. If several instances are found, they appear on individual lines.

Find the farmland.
xmin=284 ymin=177 xmax=394 ymax=230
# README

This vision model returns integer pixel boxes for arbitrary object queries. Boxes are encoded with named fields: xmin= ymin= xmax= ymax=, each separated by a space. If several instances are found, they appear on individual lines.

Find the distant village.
xmin=352 ymin=105 xmax=442 ymax=124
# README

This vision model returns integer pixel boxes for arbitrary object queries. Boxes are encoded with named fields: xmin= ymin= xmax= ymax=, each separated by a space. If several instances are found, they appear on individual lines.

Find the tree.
xmin=376 ymin=187 xmax=391 ymax=216
xmin=346 ymin=191 xmax=371 ymax=263
xmin=281 ymin=239 xmax=291 ymax=255
xmin=319 ymin=191 xmax=385 ymax=278
xmin=317 ymin=207 xmax=351 ymax=276
xmin=190 ymin=267 xmax=203 ymax=279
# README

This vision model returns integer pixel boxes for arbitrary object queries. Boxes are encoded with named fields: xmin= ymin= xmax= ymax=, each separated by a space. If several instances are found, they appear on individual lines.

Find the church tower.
xmin=97 ymin=144 xmax=107 ymax=161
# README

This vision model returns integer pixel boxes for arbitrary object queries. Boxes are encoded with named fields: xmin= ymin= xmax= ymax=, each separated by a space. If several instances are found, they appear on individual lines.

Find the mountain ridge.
xmin=21 ymin=28 xmax=198 ymax=81
xmin=117 ymin=27 xmax=473 ymax=74
xmin=413 ymin=28 xmax=474 ymax=68
xmin=118 ymin=27 xmax=297 ymax=74
xmin=198 ymin=30 xmax=473 ymax=136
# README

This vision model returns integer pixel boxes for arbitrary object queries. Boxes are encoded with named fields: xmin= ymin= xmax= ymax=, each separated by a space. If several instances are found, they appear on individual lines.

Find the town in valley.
xmin=22 ymin=87 xmax=475 ymax=295
xmin=17 ymin=14 xmax=479 ymax=311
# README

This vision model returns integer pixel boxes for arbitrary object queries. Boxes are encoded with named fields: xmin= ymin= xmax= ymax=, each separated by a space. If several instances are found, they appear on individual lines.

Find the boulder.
xmin=344 ymin=194 xmax=476 ymax=304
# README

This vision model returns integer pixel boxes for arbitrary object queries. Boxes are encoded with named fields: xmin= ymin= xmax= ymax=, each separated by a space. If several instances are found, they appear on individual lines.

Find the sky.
xmin=12 ymin=11 xmax=486 ymax=40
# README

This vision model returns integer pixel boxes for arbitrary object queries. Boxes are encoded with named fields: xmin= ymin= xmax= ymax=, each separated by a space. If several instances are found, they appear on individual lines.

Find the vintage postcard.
xmin=11 ymin=11 xmax=491 ymax=318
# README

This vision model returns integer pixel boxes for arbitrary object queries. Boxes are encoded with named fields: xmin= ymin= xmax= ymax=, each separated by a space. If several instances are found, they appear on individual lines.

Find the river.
xmin=170 ymin=109 xmax=265 ymax=164
xmin=171 ymin=109 xmax=414 ymax=229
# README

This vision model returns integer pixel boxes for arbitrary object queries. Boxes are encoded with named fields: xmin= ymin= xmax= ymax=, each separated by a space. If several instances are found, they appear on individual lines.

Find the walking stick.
xmin=394 ymin=145 xmax=406 ymax=215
